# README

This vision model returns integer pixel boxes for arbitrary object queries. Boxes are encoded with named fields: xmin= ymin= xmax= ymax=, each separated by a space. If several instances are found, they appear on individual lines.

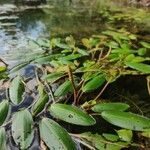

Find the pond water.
xmin=0 ymin=0 xmax=149 ymax=64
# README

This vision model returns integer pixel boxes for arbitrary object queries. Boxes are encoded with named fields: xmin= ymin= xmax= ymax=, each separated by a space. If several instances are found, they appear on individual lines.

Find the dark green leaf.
xmin=0 ymin=127 xmax=7 ymax=150
xmin=82 ymin=74 xmax=105 ymax=92
xmin=101 ymin=111 xmax=150 ymax=131
xmin=0 ymin=100 xmax=9 ymax=126
xmin=31 ymin=84 xmax=49 ymax=117
xmin=9 ymin=76 xmax=25 ymax=105
xmin=49 ymin=104 xmax=96 ymax=126
xmin=39 ymin=118 xmax=76 ymax=149
xmin=12 ymin=109 xmax=34 ymax=149
xmin=92 ymin=102 xmax=130 ymax=112
xmin=54 ymin=80 xmax=73 ymax=97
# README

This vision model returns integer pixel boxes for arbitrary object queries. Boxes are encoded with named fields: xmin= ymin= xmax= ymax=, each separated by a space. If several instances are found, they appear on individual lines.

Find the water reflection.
xmin=0 ymin=0 xmax=101 ymax=61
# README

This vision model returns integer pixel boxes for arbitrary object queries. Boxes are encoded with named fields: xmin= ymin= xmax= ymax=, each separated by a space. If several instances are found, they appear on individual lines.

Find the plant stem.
xmin=94 ymin=81 xmax=110 ymax=102
xmin=67 ymin=65 xmax=77 ymax=105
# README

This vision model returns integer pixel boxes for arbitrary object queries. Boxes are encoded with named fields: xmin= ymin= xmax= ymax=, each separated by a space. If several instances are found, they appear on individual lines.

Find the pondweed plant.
xmin=0 ymin=29 xmax=150 ymax=150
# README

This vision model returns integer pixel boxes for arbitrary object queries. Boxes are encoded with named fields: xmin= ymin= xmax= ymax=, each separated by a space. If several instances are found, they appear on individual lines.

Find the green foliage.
xmin=9 ymin=76 xmax=25 ymax=105
xmin=39 ymin=118 xmax=76 ymax=150
xmin=12 ymin=109 xmax=34 ymax=149
xmin=101 ymin=111 xmax=150 ymax=131
xmin=92 ymin=102 xmax=130 ymax=112
xmin=49 ymin=104 xmax=96 ymax=126
xmin=0 ymin=128 xmax=6 ymax=150
xmin=0 ymin=30 xmax=150 ymax=149
xmin=0 ymin=100 xmax=9 ymax=126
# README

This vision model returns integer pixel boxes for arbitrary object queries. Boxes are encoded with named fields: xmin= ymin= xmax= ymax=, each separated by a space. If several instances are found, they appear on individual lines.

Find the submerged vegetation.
xmin=0 ymin=0 xmax=150 ymax=150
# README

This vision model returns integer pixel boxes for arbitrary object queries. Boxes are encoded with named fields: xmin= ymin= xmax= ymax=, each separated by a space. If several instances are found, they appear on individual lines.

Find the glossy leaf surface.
xmin=101 ymin=111 xmax=150 ymax=131
xmin=92 ymin=102 xmax=130 ymax=112
xmin=49 ymin=104 xmax=96 ymax=126
xmin=39 ymin=118 xmax=76 ymax=150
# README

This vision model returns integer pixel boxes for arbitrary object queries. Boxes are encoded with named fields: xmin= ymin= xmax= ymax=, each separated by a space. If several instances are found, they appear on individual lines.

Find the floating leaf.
xmin=42 ymin=72 xmax=65 ymax=83
xmin=9 ymin=76 xmax=25 ymax=105
xmin=0 ymin=127 xmax=7 ymax=150
xmin=0 ymin=100 xmax=9 ymax=126
xmin=92 ymin=102 xmax=130 ymax=112
xmin=49 ymin=104 xmax=96 ymax=126
xmin=79 ymin=132 xmax=128 ymax=150
xmin=32 ymin=84 xmax=49 ymax=117
xmin=82 ymin=74 xmax=105 ymax=92
xmin=117 ymin=129 xmax=133 ymax=142
xmin=101 ymin=111 xmax=150 ymax=131
xmin=39 ymin=118 xmax=76 ymax=150
xmin=125 ymin=62 xmax=150 ymax=74
xmin=54 ymin=80 xmax=73 ymax=97
xmin=12 ymin=109 xmax=34 ymax=149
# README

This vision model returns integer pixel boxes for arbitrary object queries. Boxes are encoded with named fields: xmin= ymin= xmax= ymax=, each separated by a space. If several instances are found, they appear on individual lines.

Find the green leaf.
xmin=12 ymin=109 xmax=34 ymax=149
xmin=9 ymin=76 xmax=25 ymax=105
xmin=138 ymin=48 xmax=147 ymax=56
xmin=0 ymin=127 xmax=7 ymax=150
xmin=33 ymin=54 xmax=61 ymax=64
xmin=117 ymin=129 xmax=133 ymax=142
xmin=140 ymin=41 xmax=150 ymax=49
xmin=82 ymin=74 xmax=105 ymax=92
xmin=0 ymin=66 xmax=6 ymax=72
xmin=79 ymin=132 xmax=128 ymax=150
xmin=141 ymin=130 xmax=150 ymax=138
xmin=39 ymin=118 xmax=76 ymax=150
xmin=102 ymin=133 xmax=119 ymax=142
xmin=125 ymin=62 xmax=150 ymax=74
xmin=101 ymin=111 xmax=150 ymax=131
xmin=92 ymin=102 xmax=130 ymax=112
xmin=31 ymin=84 xmax=49 ymax=117
xmin=49 ymin=104 xmax=96 ymax=126
xmin=54 ymin=80 xmax=73 ymax=97
xmin=0 ymin=100 xmax=9 ymax=126
xmin=42 ymin=72 xmax=65 ymax=83
xmin=9 ymin=62 xmax=29 ymax=74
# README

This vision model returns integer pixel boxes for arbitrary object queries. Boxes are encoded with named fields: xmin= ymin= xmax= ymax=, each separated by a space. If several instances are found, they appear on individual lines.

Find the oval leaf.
xmin=117 ymin=129 xmax=133 ymax=142
xmin=82 ymin=74 xmax=105 ymax=92
xmin=12 ymin=109 xmax=34 ymax=149
xmin=0 ymin=100 xmax=9 ymax=126
xmin=49 ymin=104 xmax=96 ymax=126
xmin=125 ymin=62 xmax=150 ymax=74
xmin=0 ymin=127 xmax=7 ymax=150
xmin=9 ymin=76 xmax=25 ymax=105
xmin=39 ymin=118 xmax=76 ymax=150
xmin=54 ymin=80 xmax=73 ymax=97
xmin=42 ymin=72 xmax=65 ymax=83
xmin=31 ymin=84 xmax=49 ymax=117
xmin=101 ymin=111 xmax=150 ymax=131
xmin=92 ymin=102 xmax=130 ymax=112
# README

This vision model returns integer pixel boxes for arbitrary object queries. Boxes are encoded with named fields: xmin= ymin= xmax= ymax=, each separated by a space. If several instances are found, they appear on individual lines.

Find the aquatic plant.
xmin=0 ymin=29 xmax=150 ymax=149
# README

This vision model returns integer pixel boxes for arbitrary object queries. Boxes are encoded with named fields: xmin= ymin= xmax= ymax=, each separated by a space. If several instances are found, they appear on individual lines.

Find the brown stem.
xmin=67 ymin=65 xmax=77 ymax=105
xmin=94 ymin=81 xmax=110 ymax=102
